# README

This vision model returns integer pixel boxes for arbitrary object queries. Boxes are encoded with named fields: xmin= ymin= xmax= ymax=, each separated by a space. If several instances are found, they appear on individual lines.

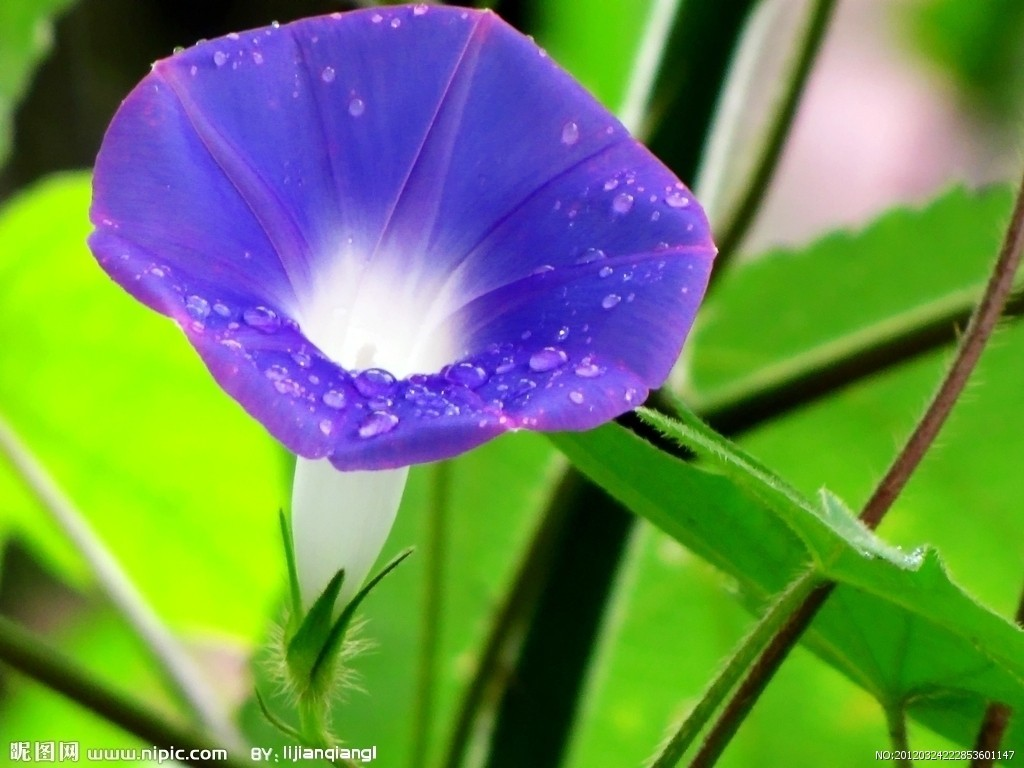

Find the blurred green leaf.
xmin=688 ymin=184 xmax=1018 ymax=412
xmin=898 ymin=0 xmax=1024 ymax=123
xmin=241 ymin=431 xmax=561 ymax=765
xmin=0 ymin=174 xmax=288 ymax=640
xmin=0 ymin=0 xmax=77 ymax=169
xmin=553 ymin=419 xmax=1024 ymax=753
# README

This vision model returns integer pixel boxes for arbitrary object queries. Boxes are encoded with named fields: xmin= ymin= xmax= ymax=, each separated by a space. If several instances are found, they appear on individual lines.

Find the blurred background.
xmin=1 ymin=0 xmax=1022 ymax=765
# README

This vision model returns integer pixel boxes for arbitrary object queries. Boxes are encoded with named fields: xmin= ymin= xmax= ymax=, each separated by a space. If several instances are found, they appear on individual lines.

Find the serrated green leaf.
xmin=0 ymin=174 xmax=288 ymax=640
xmin=552 ymin=421 xmax=1024 ymax=752
xmin=0 ymin=0 xmax=77 ymax=168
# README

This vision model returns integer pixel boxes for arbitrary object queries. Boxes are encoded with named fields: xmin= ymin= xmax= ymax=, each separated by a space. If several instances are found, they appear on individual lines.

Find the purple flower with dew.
xmin=88 ymin=5 xmax=715 ymax=611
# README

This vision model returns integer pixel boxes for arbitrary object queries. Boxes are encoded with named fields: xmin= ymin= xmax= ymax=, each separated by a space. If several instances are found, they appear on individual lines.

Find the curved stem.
xmin=0 ymin=413 xmax=240 ymax=748
xmin=441 ymin=470 xmax=577 ymax=768
xmin=410 ymin=461 xmax=451 ymax=768
xmin=0 ymin=616 xmax=247 ymax=768
xmin=687 ymin=158 xmax=1024 ymax=767
xmin=650 ymin=569 xmax=821 ymax=767
xmin=617 ymin=0 xmax=682 ymax=137
xmin=708 ymin=0 xmax=837 ymax=265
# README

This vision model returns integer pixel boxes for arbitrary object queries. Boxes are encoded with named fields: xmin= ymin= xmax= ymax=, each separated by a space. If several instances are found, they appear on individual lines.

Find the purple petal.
xmin=89 ymin=6 xmax=716 ymax=471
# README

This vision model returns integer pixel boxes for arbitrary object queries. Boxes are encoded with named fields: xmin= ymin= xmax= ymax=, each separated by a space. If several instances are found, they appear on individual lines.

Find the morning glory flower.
xmin=88 ymin=6 xmax=715 ymax=612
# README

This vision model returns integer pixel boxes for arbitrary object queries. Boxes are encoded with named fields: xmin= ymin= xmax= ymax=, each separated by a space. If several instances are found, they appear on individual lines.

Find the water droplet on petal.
xmin=348 ymin=97 xmax=365 ymax=117
xmin=359 ymin=411 xmax=398 ymax=438
xmin=212 ymin=302 xmax=231 ymax=318
xmin=569 ymin=391 xmax=585 ymax=404
xmin=529 ymin=347 xmax=568 ymax=372
xmin=603 ymin=178 xmax=619 ymax=191
xmin=665 ymin=191 xmax=690 ymax=208
xmin=390 ymin=17 xmax=401 ymax=28
xmin=561 ymin=121 xmax=580 ymax=146
xmin=172 ymin=46 xmax=185 ymax=54
xmin=612 ymin=193 xmax=634 ymax=214
xmin=599 ymin=266 xmax=613 ymax=278
xmin=574 ymin=358 xmax=604 ymax=378
xmin=319 ymin=419 xmax=333 ymax=436
xmin=265 ymin=364 xmax=288 ymax=382
xmin=271 ymin=20 xmax=280 ymax=29
xmin=243 ymin=306 xmax=280 ymax=332
xmin=354 ymin=368 xmax=396 ymax=397
xmin=253 ymin=51 xmax=264 ymax=64
xmin=446 ymin=362 xmax=489 ymax=389
xmin=495 ymin=358 xmax=516 ymax=375
xmin=413 ymin=4 xmax=428 ymax=15
xmin=371 ymin=13 xmax=383 ymax=23
xmin=576 ymin=248 xmax=605 ymax=264
xmin=185 ymin=295 xmax=210 ymax=320
xmin=602 ymin=294 xmax=622 ymax=309
xmin=556 ymin=326 xmax=570 ymax=341
xmin=213 ymin=51 xmax=228 ymax=67
xmin=291 ymin=350 xmax=312 ymax=368
xmin=321 ymin=66 xmax=335 ymax=83
xmin=322 ymin=389 xmax=347 ymax=409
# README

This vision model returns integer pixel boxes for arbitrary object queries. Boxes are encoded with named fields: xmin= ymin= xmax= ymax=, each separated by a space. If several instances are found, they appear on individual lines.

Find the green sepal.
xmin=285 ymin=568 xmax=346 ymax=695
xmin=278 ymin=510 xmax=303 ymax=634
xmin=309 ymin=548 xmax=414 ymax=691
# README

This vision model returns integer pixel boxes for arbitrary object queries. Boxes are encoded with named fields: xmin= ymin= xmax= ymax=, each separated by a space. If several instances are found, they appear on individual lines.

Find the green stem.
xmin=617 ymin=0 xmax=683 ymax=137
xmin=886 ymin=706 xmax=913 ymax=768
xmin=649 ymin=570 xmax=821 ymax=768
xmin=706 ymin=0 xmax=837 ymax=264
xmin=0 ymin=616 xmax=247 ymax=768
xmin=410 ymin=461 xmax=451 ymax=768
xmin=0 ymin=413 xmax=239 ymax=748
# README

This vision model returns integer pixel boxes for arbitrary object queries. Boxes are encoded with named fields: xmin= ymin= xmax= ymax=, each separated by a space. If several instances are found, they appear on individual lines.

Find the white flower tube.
xmin=290 ymin=458 xmax=409 ymax=611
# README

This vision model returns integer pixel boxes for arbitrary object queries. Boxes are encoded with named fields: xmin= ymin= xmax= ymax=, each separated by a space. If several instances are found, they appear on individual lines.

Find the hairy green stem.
xmin=886 ymin=707 xmax=913 ymax=768
xmin=0 ymin=616 xmax=247 ymax=768
xmin=410 ymin=461 xmax=451 ymax=768
xmin=0 ymin=413 xmax=239 ymax=747
xmin=649 ymin=569 xmax=821 ymax=767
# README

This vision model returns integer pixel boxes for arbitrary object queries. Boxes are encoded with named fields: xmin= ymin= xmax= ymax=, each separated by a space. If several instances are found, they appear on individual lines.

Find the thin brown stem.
xmin=969 ymin=580 xmax=1024 ymax=766
xmin=687 ymin=163 xmax=1024 ymax=767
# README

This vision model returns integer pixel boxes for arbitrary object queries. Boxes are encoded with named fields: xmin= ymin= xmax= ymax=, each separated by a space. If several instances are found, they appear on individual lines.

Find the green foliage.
xmin=0 ymin=175 xmax=288 ymax=639
xmin=0 ymin=0 xmax=76 ymax=168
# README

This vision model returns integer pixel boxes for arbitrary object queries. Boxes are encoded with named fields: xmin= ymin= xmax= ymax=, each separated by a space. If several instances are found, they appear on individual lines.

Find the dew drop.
xmin=264 ymin=364 xmax=288 ymax=382
xmin=274 ymin=378 xmax=302 ymax=396
xmin=359 ymin=411 xmax=399 ymax=438
xmin=574 ymin=358 xmax=603 ymax=378
xmin=184 ymin=295 xmax=210 ymax=320
xmin=253 ymin=51 xmax=264 ymax=64
xmin=243 ymin=306 xmax=280 ymax=332
xmin=354 ymin=368 xmax=396 ymax=397
xmin=291 ymin=350 xmax=312 ymax=368
xmin=348 ymin=97 xmax=365 ymax=117
xmin=612 ymin=193 xmax=634 ymax=214
xmin=172 ymin=46 xmax=185 ymax=54
xmin=561 ymin=121 xmax=580 ymax=146
xmin=569 ymin=391 xmax=585 ymax=404
xmin=556 ymin=326 xmax=570 ymax=341
xmin=390 ymin=17 xmax=401 ymax=28
xmin=321 ymin=66 xmax=335 ymax=83
xmin=665 ymin=191 xmax=690 ymax=208
xmin=602 ymin=294 xmax=622 ymax=309
xmin=212 ymin=302 xmax=231 ymax=317
xmin=603 ymin=178 xmax=619 ymax=191
xmin=576 ymin=248 xmax=605 ymax=264
xmin=213 ymin=50 xmax=228 ymax=67
xmin=599 ymin=266 xmax=613 ymax=278
xmin=319 ymin=419 xmax=333 ymax=436
xmin=322 ymin=389 xmax=347 ymax=409
xmin=371 ymin=13 xmax=383 ymax=23
xmin=529 ymin=347 xmax=568 ymax=372
xmin=413 ymin=4 xmax=428 ymax=15
xmin=446 ymin=362 xmax=489 ymax=389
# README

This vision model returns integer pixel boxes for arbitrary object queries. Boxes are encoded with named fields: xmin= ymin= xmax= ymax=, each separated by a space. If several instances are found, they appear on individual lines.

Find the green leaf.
xmin=686 ymin=184 xmax=1018 ymax=412
xmin=552 ymin=421 xmax=1024 ymax=753
xmin=0 ymin=174 xmax=288 ymax=640
xmin=0 ymin=0 xmax=77 ymax=168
